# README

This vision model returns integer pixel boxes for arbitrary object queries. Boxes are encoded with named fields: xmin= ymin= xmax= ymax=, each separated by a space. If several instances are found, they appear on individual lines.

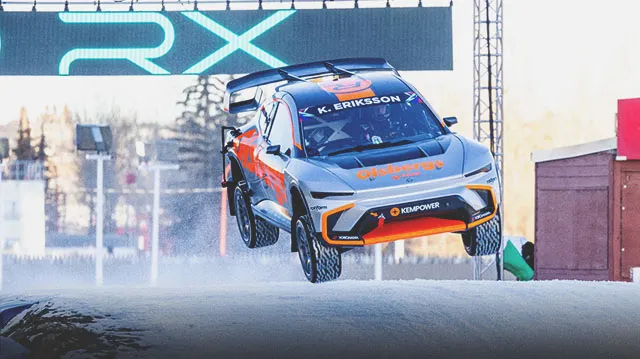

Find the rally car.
xmin=221 ymin=58 xmax=501 ymax=283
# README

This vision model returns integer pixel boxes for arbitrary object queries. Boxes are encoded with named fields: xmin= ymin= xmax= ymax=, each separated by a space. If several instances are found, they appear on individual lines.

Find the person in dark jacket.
xmin=521 ymin=241 xmax=534 ymax=270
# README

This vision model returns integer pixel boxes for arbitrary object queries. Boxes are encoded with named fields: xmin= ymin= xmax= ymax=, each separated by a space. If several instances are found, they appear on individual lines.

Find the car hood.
xmin=306 ymin=135 xmax=465 ymax=191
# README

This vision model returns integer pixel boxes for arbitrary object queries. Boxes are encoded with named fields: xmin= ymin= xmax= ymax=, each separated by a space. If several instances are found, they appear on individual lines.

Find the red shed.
xmin=532 ymin=138 xmax=640 ymax=281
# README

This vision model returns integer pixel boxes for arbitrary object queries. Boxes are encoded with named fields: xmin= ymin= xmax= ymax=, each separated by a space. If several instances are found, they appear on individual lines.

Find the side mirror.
xmin=266 ymin=144 xmax=281 ymax=155
xmin=443 ymin=117 xmax=458 ymax=127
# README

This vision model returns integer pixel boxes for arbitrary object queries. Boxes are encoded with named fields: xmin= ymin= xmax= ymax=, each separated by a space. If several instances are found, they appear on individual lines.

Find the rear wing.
xmin=223 ymin=58 xmax=396 ymax=114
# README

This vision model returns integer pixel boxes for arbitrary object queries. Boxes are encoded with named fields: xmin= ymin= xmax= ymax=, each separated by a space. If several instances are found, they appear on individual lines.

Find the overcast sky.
xmin=0 ymin=76 xmax=195 ymax=125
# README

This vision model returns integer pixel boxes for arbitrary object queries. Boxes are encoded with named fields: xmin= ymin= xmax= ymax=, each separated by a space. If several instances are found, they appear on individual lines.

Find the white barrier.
xmin=632 ymin=268 xmax=640 ymax=283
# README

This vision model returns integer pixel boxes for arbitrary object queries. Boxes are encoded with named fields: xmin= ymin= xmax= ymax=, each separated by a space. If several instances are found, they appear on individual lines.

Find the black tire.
xmin=294 ymin=215 xmax=341 ymax=283
xmin=234 ymin=182 xmax=279 ymax=248
xmin=254 ymin=215 xmax=279 ymax=248
xmin=461 ymin=210 xmax=502 ymax=256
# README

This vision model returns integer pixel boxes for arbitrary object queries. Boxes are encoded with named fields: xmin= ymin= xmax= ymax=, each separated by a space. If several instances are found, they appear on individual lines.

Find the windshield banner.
xmin=300 ymin=92 xmax=418 ymax=117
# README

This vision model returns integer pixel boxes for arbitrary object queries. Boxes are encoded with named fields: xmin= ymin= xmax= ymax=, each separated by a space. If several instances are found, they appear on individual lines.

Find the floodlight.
xmin=135 ymin=141 xmax=146 ymax=158
xmin=135 ymin=140 xmax=151 ymax=163
xmin=136 ymin=139 xmax=179 ymax=164
xmin=76 ymin=124 xmax=112 ymax=153
xmin=155 ymin=140 xmax=179 ymax=163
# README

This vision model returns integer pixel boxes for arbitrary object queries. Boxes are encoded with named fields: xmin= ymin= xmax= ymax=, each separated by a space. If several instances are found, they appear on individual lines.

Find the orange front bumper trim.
xmin=465 ymin=184 xmax=498 ymax=229
xmin=321 ymin=203 xmax=365 ymax=246
xmin=361 ymin=217 xmax=467 ymax=245
xmin=320 ymin=185 xmax=498 ymax=247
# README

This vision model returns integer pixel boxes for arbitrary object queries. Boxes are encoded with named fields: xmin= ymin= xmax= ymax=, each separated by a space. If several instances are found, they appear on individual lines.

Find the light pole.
xmin=374 ymin=243 xmax=383 ymax=281
xmin=0 ymin=162 xmax=4 ymax=293
xmin=85 ymin=153 xmax=110 ymax=286
xmin=76 ymin=125 xmax=112 ymax=287
xmin=136 ymin=140 xmax=179 ymax=287
xmin=0 ymin=138 xmax=8 ymax=292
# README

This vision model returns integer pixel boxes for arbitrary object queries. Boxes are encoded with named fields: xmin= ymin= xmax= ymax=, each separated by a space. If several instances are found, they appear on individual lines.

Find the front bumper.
xmin=318 ymin=184 xmax=497 ymax=247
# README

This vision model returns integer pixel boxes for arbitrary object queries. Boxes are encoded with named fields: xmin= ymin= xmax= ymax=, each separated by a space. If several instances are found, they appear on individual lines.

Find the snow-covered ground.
xmin=1 ymin=253 xmax=493 ymax=291
xmin=2 ymin=280 xmax=640 ymax=359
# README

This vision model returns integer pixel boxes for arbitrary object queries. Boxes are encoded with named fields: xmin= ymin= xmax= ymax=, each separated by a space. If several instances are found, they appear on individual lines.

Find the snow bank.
xmin=2 ymin=280 xmax=639 ymax=358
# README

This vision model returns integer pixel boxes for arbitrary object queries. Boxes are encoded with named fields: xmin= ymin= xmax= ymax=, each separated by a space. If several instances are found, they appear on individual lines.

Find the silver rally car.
xmin=221 ymin=58 xmax=501 ymax=283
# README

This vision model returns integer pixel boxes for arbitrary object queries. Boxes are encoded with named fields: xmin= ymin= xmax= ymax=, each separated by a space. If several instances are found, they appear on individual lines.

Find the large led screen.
xmin=0 ymin=7 xmax=453 ymax=75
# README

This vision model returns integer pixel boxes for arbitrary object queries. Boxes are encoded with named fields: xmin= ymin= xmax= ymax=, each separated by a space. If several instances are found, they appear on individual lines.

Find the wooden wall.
xmin=535 ymin=152 xmax=613 ymax=280
xmin=613 ymin=161 xmax=640 ymax=281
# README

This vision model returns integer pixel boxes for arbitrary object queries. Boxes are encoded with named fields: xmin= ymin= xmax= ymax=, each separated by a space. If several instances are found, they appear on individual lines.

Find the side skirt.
xmin=252 ymin=200 xmax=292 ymax=233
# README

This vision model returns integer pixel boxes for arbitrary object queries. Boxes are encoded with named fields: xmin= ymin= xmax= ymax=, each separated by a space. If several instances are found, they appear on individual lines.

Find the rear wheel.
xmin=234 ymin=182 xmax=279 ymax=248
xmin=461 ymin=210 xmax=502 ymax=256
xmin=255 ymin=216 xmax=279 ymax=248
xmin=294 ymin=215 xmax=341 ymax=283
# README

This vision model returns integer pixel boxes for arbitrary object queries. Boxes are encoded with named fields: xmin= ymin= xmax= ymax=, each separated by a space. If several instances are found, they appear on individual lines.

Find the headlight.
xmin=310 ymin=191 xmax=355 ymax=199
xmin=464 ymin=163 xmax=492 ymax=177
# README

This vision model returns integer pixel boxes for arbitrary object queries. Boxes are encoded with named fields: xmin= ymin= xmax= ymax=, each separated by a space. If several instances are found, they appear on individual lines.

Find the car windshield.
xmin=298 ymin=92 xmax=446 ymax=157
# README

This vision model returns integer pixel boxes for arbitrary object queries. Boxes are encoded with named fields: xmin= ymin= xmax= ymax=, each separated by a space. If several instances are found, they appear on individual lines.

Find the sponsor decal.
xmin=319 ymin=78 xmax=372 ymax=94
xmin=390 ymin=207 xmax=400 ymax=217
xmin=337 ymin=235 xmax=360 ymax=240
xmin=357 ymin=160 xmax=444 ymax=180
xmin=310 ymin=205 xmax=328 ymax=211
xmin=300 ymin=93 xmax=412 ymax=117
xmin=333 ymin=96 xmax=402 ymax=111
xmin=472 ymin=211 xmax=492 ymax=222
xmin=405 ymin=91 xmax=423 ymax=104
xmin=400 ymin=202 xmax=440 ymax=215
xmin=487 ymin=177 xmax=497 ymax=184
xmin=392 ymin=172 xmax=421 ymax=180
xmin=314 ymin=95 xmax=403 ymax=114
xmin=377 ymin=213 xmax=386 ymax=227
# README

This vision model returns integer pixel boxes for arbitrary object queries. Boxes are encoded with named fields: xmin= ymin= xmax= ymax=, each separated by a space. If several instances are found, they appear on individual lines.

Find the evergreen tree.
xmin=13 ymin=107 xmax=36 ymax=161
xmin=166 ymin=75 xmax=251 ymax=255
xmin=36 ymin=122 xmax=46 ymax=162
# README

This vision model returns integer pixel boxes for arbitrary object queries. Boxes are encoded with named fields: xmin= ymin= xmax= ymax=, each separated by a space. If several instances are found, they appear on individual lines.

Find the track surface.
xmin=3 ymin=280 xmax=640 ymax=359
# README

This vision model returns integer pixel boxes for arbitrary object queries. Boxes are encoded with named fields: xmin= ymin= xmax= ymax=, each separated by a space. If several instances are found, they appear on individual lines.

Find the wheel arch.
xmin=226 ymin=154 xmax=246 ymax=215
xmin=289 ymin=183 xmax=311 ymax=252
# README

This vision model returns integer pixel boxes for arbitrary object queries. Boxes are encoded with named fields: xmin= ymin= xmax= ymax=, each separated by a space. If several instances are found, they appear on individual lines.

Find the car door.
xmin=257 ymin=99 xmax=293 ymax=207
xmin=246 ymin=101 xmax=276 ymax=202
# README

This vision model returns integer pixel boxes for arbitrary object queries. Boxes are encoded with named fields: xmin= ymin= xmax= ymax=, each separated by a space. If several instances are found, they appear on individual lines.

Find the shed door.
xmin=621 ymin=172 xmax=640 ymax=279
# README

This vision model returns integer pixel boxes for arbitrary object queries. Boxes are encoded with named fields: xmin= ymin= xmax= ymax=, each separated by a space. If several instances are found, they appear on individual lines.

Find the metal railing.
xmin=3 ymin=161 xmax=45 ymax=181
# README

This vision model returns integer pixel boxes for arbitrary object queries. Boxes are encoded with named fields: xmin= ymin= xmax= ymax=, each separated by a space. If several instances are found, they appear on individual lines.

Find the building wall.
xmin=535 ymin=152 xmax=613 ymax=280
xmin=613 ymin=160 xmax=640 ymax=281
xmin=2 ymin=180 xmax=46 ymax=256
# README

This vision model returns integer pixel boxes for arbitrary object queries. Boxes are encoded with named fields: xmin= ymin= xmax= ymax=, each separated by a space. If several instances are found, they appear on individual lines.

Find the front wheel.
xmin=461 ymin=210 xmax=502 ymax=256
xmin=294 ymin=215 xmax=341 ymax=283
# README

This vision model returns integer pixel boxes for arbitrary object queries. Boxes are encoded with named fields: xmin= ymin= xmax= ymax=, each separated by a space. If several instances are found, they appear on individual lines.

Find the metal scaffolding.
xmin=473 ymin=0 xmax=504 ymax=280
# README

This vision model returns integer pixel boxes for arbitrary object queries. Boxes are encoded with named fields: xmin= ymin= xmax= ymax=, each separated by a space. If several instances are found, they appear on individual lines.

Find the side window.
xmin=258 ymin=102 xmax=276 ymax=137
xmin=267 ymin=102 xmax=294 ymax=155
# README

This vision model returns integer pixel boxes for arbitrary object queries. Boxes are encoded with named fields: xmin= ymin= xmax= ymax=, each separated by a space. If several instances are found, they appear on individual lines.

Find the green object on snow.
xmin=503 ymin=240 xmax=534 ymax=281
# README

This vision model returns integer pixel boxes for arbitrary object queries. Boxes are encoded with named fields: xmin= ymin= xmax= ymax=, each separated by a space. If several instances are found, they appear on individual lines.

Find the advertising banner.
xmin=0 ymin=7 xmax=453 ymax=75
xmin=617 ymin=98 xmax=640 ymax=160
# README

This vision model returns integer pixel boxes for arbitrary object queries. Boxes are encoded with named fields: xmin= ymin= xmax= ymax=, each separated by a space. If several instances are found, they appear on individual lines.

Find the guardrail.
xmin=3 ymin=161 xmax=44 ymax=181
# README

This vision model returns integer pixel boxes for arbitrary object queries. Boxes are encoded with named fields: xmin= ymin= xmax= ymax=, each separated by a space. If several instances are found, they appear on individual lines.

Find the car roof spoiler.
xmin=223 ymin=58 xmax=396 ymax=114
